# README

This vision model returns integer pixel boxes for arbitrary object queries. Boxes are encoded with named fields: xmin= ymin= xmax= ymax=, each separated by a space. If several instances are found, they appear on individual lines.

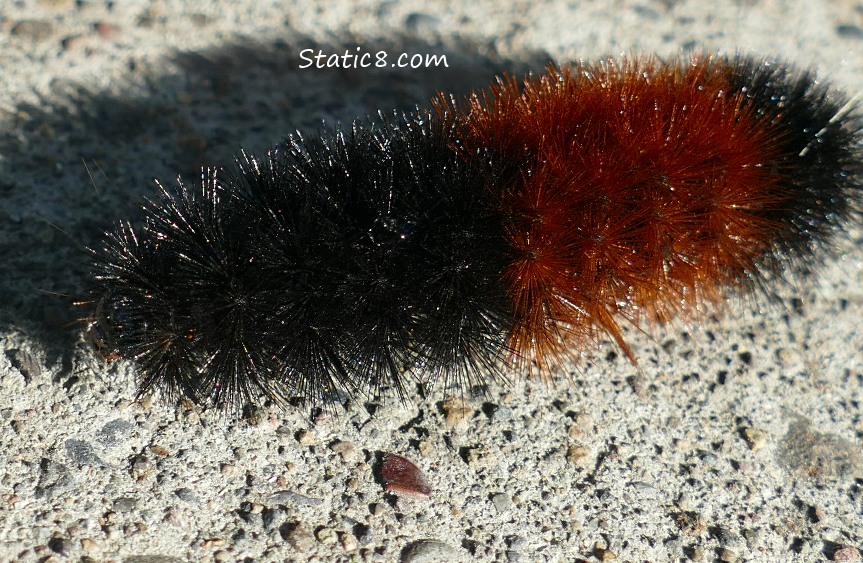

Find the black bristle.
xmin=90 ymin=112 xmax=514 ymax=409
xmin=727 ymin=56 xmax=863 ymax=260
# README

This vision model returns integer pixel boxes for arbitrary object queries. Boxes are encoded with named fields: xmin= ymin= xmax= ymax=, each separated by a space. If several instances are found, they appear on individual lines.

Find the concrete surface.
xmin=1 ymin=0 xmax=862 ymax=561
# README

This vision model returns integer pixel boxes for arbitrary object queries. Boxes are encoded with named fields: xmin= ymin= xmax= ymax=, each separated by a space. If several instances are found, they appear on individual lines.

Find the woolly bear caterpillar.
xmin=85 ymin=54 xmax=863 ymax=410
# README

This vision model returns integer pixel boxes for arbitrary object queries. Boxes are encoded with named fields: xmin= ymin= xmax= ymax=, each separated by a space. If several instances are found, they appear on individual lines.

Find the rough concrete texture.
xmin=1 ymin=0 xmax=863 ymax=561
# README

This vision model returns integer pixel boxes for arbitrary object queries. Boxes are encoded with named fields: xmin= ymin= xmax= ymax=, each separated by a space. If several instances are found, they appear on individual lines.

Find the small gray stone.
xmin=10 ymin=20 xmax=54 ymax=41
xmin=239 ymin=510 xmax=263 ymax=527
xmin=174 ymin=488 xmax=198 ymax=504
xmin=285 ymin=522 xmax=315 ymax=552
xmin=685 ymin=546 xmax=704 ymax=561
xmin=65 ymin=440 xmax=107 ymax=467
xmin=6 ymin=348 xmax=42 ymax=382
xmin=262 ymin=507 xmax=286 ymax=530
xmin=35 ymin=458 xmax=73 ymax=500
xmin=401 ymin=539 xmax=460 ymax=562
xmin=715 ymin=526 xmax=744 ymax=550
xmin=507 ymin=536 xmax=525 ymax=550
xmin=112 ymin=497 xmax=137 ymax=513
xmin=355 ymin=524 xmax=373 ymax=545
xmin=48 ymin=537 xmax=73 ymax=556
xmin=836 ymin=25 xmax=863 ymax=39
xmin=95 ymin=419 xmax=135 ymax=447
xmin=266 ymin=490 xmax=322 ymax=506
xmin=404 ymin=12 xmax=441 ymax=35
xmin=491 ymin=493 xmax=512 ymax=513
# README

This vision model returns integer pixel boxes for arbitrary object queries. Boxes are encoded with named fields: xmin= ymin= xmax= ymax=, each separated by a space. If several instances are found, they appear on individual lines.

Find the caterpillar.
xmin=86 ymin=54 xmax=863 ymax=411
